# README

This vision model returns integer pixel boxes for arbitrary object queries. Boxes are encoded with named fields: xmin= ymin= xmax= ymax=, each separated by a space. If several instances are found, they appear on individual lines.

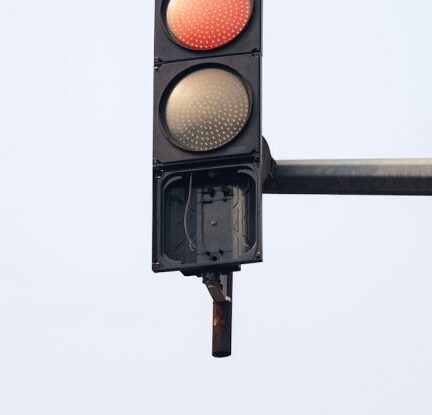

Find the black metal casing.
xmin=153 ymin=53 xmax=262 ymax=166
xmin=153 ymin=0 xmax=263 ymax=275
xmin=153 ymin=160 xmax=263 ymax=275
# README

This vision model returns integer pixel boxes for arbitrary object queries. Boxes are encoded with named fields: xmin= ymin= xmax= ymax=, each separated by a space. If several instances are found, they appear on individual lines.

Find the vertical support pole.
xmin=203 ymin=272 xmax=233 ymax=358
xmin=212 ymin=273 xmax=233 ymax=358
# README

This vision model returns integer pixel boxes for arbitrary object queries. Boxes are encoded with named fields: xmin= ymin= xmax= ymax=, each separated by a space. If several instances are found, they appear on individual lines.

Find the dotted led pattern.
xmin=166 ymin=0 xmax=252 ymax=50
xmin=164 ymin=68 xmax=250 ymax=152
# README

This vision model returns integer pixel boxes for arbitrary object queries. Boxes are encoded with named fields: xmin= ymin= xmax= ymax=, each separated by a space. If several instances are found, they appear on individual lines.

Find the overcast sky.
xmin=1 ymin=1 xmax=432 ymax=414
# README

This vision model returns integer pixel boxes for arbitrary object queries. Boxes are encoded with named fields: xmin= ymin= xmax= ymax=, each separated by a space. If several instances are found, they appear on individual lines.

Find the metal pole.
xmin=263 ymin=159 xmax=432 ymax=196
xmin=204 ymin=273 xmax=233 ymax=358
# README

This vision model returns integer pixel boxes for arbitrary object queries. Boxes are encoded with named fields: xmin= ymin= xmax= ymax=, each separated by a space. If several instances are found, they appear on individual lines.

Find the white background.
xmin=1 ymin=1 xmax=432 ymax=414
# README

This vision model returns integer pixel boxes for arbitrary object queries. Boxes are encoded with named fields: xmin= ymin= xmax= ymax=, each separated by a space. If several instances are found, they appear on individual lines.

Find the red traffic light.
xmin=165 ymin=0 xmax=252 ymax=51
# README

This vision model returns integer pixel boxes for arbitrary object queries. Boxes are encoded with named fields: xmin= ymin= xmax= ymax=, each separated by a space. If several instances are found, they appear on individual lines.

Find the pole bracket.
xmin=203 ymin=273 xmax=232 ymax=303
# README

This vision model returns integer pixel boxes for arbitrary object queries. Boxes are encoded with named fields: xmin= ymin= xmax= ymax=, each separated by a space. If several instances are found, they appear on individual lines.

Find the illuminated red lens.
xmin=166 ymin=0 xmax=252 ymax=51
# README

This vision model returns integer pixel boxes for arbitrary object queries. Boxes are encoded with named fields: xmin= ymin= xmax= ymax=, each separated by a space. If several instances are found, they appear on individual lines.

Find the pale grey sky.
xmin=1 ymin=1 xmax=432 ymax=414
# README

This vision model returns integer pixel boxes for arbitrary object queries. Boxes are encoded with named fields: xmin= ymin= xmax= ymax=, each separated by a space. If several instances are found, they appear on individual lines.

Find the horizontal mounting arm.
xmin=263 ymin=158 xmax=432 ymax=196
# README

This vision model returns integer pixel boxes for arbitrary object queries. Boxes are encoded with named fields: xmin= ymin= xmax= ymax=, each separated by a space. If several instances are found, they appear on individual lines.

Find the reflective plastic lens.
xmin=164 ymin=68 xmax=250 ymax=152
xmin=166 ymin=0 xmax=252 ymax=50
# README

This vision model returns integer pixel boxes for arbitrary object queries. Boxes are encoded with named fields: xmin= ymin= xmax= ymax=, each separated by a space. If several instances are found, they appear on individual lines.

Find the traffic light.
xmin=152 ymin=2 xmax=432 ymax=358
xmin=153 ymin=0 xmax=263 ymax=276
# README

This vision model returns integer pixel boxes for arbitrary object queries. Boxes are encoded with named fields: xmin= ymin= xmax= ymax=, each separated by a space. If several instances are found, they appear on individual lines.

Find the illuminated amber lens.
xmin=164 ymin=68 xmax=250 ymax=152
xmin=166 ymin=0 xmax=252 ymax=50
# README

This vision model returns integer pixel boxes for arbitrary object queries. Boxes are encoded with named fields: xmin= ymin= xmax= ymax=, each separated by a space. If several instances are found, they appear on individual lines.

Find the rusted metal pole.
xmin=213 ymin=300 xmax=232 ymax=358
xmin=204 ymin=273 xmax=233 ymax=358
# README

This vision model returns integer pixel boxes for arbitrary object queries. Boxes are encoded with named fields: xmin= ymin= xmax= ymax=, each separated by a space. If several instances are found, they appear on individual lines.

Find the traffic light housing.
xmin=153 ymin=0 xmax=263 ymax=275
